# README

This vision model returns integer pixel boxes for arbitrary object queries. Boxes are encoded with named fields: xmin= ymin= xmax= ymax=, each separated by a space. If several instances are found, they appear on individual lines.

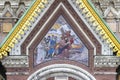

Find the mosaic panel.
xmin=34 ymin=16 xmax=88 ymax=66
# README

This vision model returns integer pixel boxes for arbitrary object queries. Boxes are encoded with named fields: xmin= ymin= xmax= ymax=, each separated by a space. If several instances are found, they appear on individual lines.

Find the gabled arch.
xmin=21 ymin=0 xmax=101 ymax=55
xmin=0 ymin=0 xmax=119 ymax=80
xmin=19 ymin=0 xmax=102 ymax=71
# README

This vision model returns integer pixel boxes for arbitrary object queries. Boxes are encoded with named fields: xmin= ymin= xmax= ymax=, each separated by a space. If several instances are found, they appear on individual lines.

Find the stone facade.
xmin=92 ymin=0 xmax=120 ymax=40
xmin=0 ymin=0 xmax=120 ymax=80
xmin=0 ymin=0 xmax=32 ymax=43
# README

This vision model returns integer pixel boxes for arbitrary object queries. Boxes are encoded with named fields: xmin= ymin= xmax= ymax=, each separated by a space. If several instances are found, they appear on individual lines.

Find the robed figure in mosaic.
xmin=34 ymin=16 xmax=88 ymax=66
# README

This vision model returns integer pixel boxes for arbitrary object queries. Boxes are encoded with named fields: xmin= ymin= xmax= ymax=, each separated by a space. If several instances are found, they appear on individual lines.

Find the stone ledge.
xmin=1 ymin=56 xmax=29 ymax=67
xmin=6 ymin=72 xmax=29 ymax=75
xmin=94 ymin=56 xmax=120 ymax=67
xmin=94 ymin=72 xmax=117 ymax=75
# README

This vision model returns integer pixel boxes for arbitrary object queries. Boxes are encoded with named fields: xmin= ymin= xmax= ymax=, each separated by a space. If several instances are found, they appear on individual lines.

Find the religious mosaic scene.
xmin=0 ymin=0 xmax=120 ymax=80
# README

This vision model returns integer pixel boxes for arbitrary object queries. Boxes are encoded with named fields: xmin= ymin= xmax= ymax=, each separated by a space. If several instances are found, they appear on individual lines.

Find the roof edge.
xmin=0 ymin=0 xmax=36 ymax=47
xmin=88 ymin=0 xmax=120 ymax=43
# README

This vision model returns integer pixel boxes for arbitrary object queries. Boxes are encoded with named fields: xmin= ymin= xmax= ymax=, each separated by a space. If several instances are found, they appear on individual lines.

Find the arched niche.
xmin=27 ymin=64 xmax=96 ymax=80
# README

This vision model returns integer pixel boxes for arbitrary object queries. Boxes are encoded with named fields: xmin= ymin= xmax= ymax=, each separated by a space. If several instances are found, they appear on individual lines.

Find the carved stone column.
xmin=116 ymin=18 xmax=120 ymax=39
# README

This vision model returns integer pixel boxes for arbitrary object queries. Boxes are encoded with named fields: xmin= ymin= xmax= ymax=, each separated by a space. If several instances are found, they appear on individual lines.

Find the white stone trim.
xmin=1 ymin=56 xmax=29 ymax=67
xmin=6 ymin=72 xmax=29 ymax=75
xmin=94 ymin=56 xmax=120 ymax=67
xmin=55 ymin=76 xmax=68 ymax=80
xmin=94 ymin=72 xmax=117 ymax=75
xmin=27 ymin=64 xmax=96 ymax=80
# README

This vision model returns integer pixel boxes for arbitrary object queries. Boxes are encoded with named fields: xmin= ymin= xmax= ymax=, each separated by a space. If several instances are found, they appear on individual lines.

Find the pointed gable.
xmin=0 ymin=0 xmax=120 ymax=59
xmin=16 ymin=2 xmax=26 ymax=18
xmin=2 ymin=1 xmax=15 ymax=18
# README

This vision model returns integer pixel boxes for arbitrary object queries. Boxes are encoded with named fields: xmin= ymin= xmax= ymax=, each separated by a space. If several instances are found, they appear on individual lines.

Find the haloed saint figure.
xmin=34 ymin=16 xmax=88 ymax=66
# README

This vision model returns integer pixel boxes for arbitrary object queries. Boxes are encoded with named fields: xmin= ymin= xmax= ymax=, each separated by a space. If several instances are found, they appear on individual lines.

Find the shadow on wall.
xmin=0 ymin=61 xmax=7 ymax=80
xmin=116 ymin=65 xmax=120 ymax=80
